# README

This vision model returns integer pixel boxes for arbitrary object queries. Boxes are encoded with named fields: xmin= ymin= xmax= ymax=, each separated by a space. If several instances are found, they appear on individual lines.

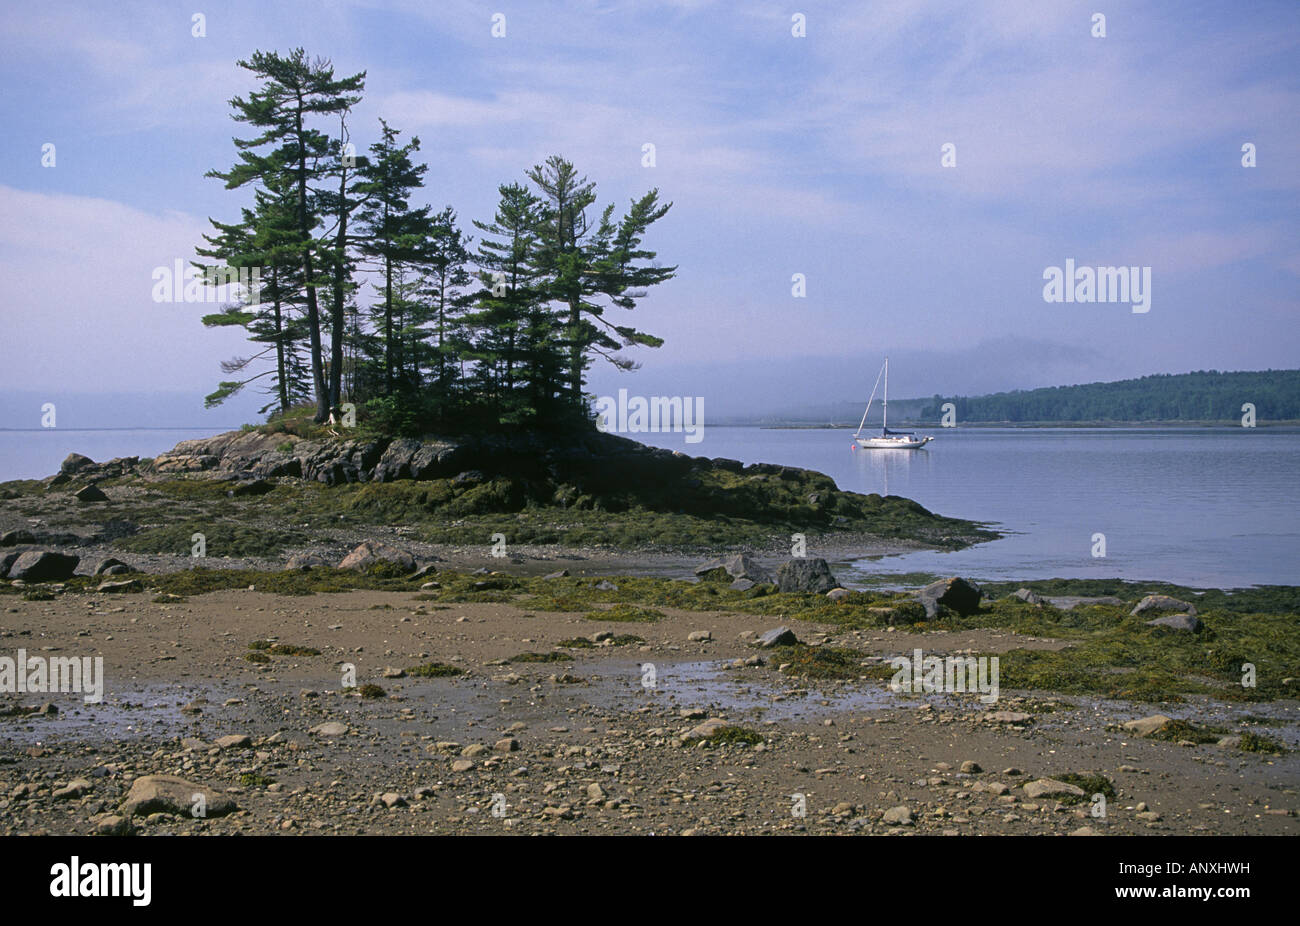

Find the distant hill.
xmin=918 ymin=369 xmax=1300 ymax=424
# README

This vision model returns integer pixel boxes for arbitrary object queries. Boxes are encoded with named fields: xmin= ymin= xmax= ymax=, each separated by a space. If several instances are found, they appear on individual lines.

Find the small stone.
xmin=380 ymin=793 xmax=407 ymax=808
xmin=882 ymin=805 xmax=914 ymax=826
xmin=1022 ymin=778 xmax=1086 ymax=800
xmin=687 ymin=631 xmax=712 ymax=642
xmin=213 ymin=734 xmax=252 ymax=749
xmin=309 ymin=722 xmax=349 ymax=737
xmin=53 ymin=778 xmax=93 ymax=800
xmin=960 ymin=761 xmax=982 ymax=774
xmin=1121 ymin=714 xmax=1173 ymax=737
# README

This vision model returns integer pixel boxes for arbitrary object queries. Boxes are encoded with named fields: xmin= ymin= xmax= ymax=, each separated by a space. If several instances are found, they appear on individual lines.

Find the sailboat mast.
xmin=882 ymin=357 xmax=888 ymax=432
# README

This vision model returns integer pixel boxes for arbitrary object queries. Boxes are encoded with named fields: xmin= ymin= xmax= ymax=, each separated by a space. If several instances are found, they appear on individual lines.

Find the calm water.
xmin=0 ymin=429 xmax=219 ymax=482
xmin=633 ymin=426 xmax=1300 ymax=589
xmin=2 ymin=425 xmax=1296 ymax=588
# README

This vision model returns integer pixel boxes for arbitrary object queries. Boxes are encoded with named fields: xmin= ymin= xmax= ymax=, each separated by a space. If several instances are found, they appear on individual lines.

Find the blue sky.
xmin=1 ymin=0 xmax=1297 ymax=423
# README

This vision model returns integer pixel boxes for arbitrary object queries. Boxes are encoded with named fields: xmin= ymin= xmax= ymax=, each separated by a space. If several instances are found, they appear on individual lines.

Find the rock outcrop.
xmin=775 ymin=557 xmax=840 ymax=593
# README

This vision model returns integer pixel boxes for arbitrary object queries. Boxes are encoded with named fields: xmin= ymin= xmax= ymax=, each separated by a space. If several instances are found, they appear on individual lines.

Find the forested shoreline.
xmin=919 ymin=370 xmax=1300 ymax=424
xmin=195 ymin=49 xmax=674 ymax=436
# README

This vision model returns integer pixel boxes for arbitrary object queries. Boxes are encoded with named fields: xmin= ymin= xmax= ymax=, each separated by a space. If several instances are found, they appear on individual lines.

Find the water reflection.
xmin=849 ymin=433 xmax=935 ymax=497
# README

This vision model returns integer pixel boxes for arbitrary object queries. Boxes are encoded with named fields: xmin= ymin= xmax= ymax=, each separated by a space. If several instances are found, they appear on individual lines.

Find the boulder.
xmin=1131 ymin=595 xmax=1197 ymax=617
xmin=1122 ymin=714 xmax=1173 ymax=737
xmin=227 ymin=478 xmax=273 ymax=497
xmin=826 ymin=587 xmax=852 ymax=601
xmin=775 ymin=558 xmax=840 ymax=594
xmin=337 ymin=541 xmax=416 ymax=573
xmin=694 ymin=553 xmax=773 ymax=585
xmin=1013 ymin=588 xmax=1044 ymax=605
xmin=74 ymin=484 xmax=108 ymax=502
xmin=1023 ymin=778 xmax=1086 ymax=800
xmin=309 ymin=721 xmax=349 ymax=736
xmin=882 ymin=805 xmax=915 ymax=826
xmin=7 ymin=551 xmax=79 ymax=582
xmin=685 ymin=718 xmax=730 ymax=740
xmin=92 ymin=557 xmax=135 ymax=576
xmin=0 ymin=529 xmax=36 ymax=547
xmin=1047 ymin=596 xmax=1126 ymax=610
xmin=917 ymin=577 xmax=983 ymax=618
xmin=96 ymin=579 xmax=142 ymax=594
xmin=372 ymin=438 xmax=423 ymax=482
xmin=1146 ymin=613 xmax=1202 ymax=632
xmin=120 ymin=774 xmax=237 ymax=818
xmin=60 ymin=453 xmax=95 ymax=475
xmin=756 ymin=627 xmax=799 ymax=648
xmin=285 ymin=552 xmax=330 ymax=571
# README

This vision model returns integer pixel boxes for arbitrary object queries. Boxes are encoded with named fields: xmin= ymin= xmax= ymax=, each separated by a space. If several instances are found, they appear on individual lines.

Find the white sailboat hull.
xmin=855 ymin=435 xmax=932 ymax=450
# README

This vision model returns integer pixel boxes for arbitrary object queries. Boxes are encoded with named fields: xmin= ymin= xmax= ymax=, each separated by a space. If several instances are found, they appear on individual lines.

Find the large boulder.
xmin=372 ymin=438 xmax=423 ymax=482
xmin=92 ymin=557 xmax=136 ymax=576
xmin=0 ymin=529 xmax=36 ymax=547
xmin=916 ymin=577 xmax=983 ymax=618
xmin=74 ymin=484 xmax=108 ymax=502
xmin=60 ymin=453 xmax=95 ymax=475
xmin=7 ymin=551 xmax=79 ymax=581
xmin=1146 ymin=613 xmax=1202 ymax=632
xmin=775 ymin=558 xmax=840 ymax=594
xmin=119 ymin=774 xmax=237 ymax=818
xmin=756 ymin=627 xmax=799 ymax=648
xmin=1131 ymin=595 xmax=1197 ymax=617
xmin=337 ymin=541 xmax=416 ymax=573
xmin=694 ymin=553 xmax=773 ymax=585
xmin=285 ymin=552 xmax=331 ymax=571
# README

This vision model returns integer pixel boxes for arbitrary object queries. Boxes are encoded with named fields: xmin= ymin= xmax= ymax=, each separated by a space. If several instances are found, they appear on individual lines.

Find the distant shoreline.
xmin=748 ymin=420 xmax=1300 ymax=430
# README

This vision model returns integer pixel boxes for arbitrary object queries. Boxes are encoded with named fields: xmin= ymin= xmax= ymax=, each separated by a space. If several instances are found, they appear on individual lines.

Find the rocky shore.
xmin=0 ymin=434 xmax=1294 ymax=837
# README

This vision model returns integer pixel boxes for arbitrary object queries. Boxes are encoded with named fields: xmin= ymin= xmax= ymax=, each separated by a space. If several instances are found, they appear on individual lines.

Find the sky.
xmin=1 ymin=0 xmax=1297 ymax=425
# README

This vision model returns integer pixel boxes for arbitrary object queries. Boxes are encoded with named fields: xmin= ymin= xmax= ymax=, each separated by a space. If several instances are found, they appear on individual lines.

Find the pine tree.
xmin=525 ymin=156 xmax=675 ymax=407
xmin=206 ymin=48 xmax=365 ymax=423
xmin=355 ymin=119 xmax=433 ymax=396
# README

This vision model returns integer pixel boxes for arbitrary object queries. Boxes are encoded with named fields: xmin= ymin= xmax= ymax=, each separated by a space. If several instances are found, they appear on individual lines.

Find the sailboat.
xmin=854 ymin=357 xmax=933 ymax=450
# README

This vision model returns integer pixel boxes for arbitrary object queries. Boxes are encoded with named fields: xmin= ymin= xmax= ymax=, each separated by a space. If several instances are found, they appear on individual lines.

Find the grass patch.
xmin=767 ymin=644 xmax=864 ymax=680
xmin=248 ymin=641 xmax=321 ymax=657
xmin=685 ymin=725 xmax=764 ymax=747
xmin=357 ymin=683 xmax=386 ymax=699
xmin=508 ymin=651 xmax=570 ymax=663
xmin=558 ymin=634 xmax=644 ymax=648
xmin=1052 ymin=772 xmax=1117 ymax=805
xmin=407 ymin=662 xmax=464 ymax=678
xmin=1239 ymin=731 xmax=1287 ymax=754
xmin=1146 ymin=719 xmax=1226 ymax=744
xmin=584 ymin=604 xmax=664 ymax=623
xmin=237 ymin=772 xmax=277 ymax=787
xmin=116 ymin=521 xmax=307 ymax=558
